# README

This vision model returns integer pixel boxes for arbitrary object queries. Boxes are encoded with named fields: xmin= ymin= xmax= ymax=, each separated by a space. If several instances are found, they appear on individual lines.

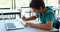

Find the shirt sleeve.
xmin=46 ymin=13 xmax=55 ymax=22
xmin=36 ymin=13 xmax=40 ymax=17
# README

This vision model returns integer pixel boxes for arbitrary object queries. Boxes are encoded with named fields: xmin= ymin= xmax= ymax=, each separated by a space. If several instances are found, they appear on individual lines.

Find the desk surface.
xmin=0 ymin=19 xmax=58 ymax=32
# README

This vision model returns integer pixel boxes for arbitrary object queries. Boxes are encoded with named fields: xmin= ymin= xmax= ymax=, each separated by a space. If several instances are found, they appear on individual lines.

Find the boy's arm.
xmin=22 ymin=16 xmax=37 ymax=21
xmin=26 ymin=21 xmax=53 ymax=30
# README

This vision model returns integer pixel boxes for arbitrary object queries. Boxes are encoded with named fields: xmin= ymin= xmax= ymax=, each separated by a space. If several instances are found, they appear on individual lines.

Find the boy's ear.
xmin=39 ymin=7 xmax=43 ymax=9
xmin=39 ymin=7 xmax=42 ymax=11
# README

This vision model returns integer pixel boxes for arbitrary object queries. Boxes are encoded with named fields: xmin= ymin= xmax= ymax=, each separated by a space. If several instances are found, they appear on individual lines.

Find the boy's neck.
xmin=41 ymin=8 xmax=46 ymax=16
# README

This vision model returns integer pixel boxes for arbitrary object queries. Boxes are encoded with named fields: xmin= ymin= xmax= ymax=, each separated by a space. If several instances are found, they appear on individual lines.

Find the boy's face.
xmin=32 ymin=8 xmax=41 ymax=14
xmin=32 ymin=7 xmax=44 ymax=14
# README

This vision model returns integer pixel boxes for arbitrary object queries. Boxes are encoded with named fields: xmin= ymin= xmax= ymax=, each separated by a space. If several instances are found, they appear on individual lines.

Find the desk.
xmin=0 ymin=10 xmax=21 ymax=19
xmin=0 ymin=10 xmax=21 ymax=14
xmin=0 ymin=18 xmax=58 ymax=32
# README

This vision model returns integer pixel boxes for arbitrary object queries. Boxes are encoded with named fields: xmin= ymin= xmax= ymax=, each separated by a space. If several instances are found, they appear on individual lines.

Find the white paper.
xmin=17 ymin=18 xmax=41 ymax=25
xmin=17 ymin=18 xmax=26 ymax=25
xmin=26 ymin=20 xmax=41 ymax=24
xmin=13 ymin=21 xmax=24 ymax=28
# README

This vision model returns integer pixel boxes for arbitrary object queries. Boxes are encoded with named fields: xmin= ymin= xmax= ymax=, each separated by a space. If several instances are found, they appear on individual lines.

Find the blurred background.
xmin=0 ymin=0 xmax=60 ymax=31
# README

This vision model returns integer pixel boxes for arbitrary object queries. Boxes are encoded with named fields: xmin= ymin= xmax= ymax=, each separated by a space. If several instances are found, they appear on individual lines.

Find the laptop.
xmin=5 ymin=20 xmax=24 ymax=30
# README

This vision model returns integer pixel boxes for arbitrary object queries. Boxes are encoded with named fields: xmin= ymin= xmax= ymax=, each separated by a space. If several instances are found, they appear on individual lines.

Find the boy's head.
xmin=30 ymin=0 xmax=45 ymax=14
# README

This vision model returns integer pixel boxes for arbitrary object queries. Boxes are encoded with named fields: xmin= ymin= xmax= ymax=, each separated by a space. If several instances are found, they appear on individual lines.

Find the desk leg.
xmin=19 ymin=12 xmax=21 ymax=18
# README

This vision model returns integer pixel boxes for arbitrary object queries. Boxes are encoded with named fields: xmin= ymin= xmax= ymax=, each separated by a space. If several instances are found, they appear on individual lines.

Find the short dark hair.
xmin=30 ymin=0 xmax=45 ymax=9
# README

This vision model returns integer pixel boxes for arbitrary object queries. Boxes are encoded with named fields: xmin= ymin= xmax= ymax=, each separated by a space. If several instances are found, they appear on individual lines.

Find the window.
xmin=16 ymin=0 xmax=32 ymax=17
xmin=16 ymin=0 xmax=31 ymax=8
xmin=58 ymin=0 xmax=60 ymax=16
xmin=44 ymin=0 xmax=60 ymax=17
xmin=0 ymin=0 xmax=11 ymax=9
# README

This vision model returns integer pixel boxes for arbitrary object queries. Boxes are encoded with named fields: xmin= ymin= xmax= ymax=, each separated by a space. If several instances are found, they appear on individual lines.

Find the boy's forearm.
xmin=32 ymin=24 xmax=51 ymax=30
xmin=26 ymin=16 xmax=37 ymax=21
xmin=30 ymin=21 xmax=52 ymax=30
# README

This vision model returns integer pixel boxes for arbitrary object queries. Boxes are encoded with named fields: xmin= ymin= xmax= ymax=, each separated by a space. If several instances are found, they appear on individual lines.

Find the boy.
xmin=22 ymin=0 xmax=59 ymax=30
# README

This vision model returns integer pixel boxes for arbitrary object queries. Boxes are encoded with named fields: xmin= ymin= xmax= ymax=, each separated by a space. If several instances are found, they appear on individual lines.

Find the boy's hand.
xmin=25 ymin=22 xmax=35 ymax=27
xmin=22 ymin=16 xmax=27 ymax=21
